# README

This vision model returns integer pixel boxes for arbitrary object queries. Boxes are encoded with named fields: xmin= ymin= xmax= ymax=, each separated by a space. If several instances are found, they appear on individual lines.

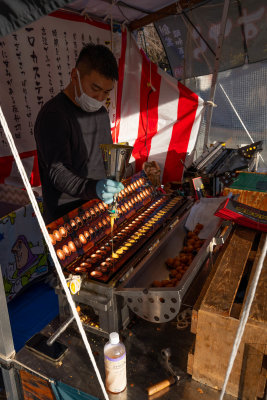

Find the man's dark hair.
xmin=76 ymin=44 xmax=118 ymax=81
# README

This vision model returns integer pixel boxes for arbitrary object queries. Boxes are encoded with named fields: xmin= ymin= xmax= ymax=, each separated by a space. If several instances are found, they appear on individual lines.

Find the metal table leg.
xmin=0 ymin=266 xmax=21 ymax=399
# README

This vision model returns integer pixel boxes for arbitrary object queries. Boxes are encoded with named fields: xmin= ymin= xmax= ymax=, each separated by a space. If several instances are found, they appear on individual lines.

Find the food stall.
xmin=0 ymin=1 xmax=266 ymax=400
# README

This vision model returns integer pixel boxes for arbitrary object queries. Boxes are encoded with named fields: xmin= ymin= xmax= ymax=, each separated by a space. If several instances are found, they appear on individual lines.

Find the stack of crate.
xmin=188 ymin=225 xmax=267 ymax=399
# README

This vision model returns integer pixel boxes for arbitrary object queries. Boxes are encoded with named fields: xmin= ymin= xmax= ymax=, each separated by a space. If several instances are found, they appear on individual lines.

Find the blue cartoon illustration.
xmin=3 ymin=235 xmax=48 ymax=301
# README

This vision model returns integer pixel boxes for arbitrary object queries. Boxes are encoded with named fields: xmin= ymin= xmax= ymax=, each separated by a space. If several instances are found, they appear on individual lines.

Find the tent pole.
xmin=0 ymin=105 xmax=109 ymax=400
xmin=179 ymin=4 xmax=264 ymax=164
xmin=203 ymin=0 xmax=231 ymax=151
xmin=176 ymin=3 xmax=212 ymax=160
xmin=0 ymin=266 xmax=20 ymax=400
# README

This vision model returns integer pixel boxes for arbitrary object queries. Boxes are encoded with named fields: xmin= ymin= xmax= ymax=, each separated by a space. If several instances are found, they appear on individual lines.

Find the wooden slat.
xmin=248 ymin=250 xmax=257 ymax=261
xmin=187 ymin=344 xmax=194 ymax=375
xmin=19 ymin=370 xmax=55 ymax=400
xmin=257 ymin=373 xmax=267 ymax=399
xmin=247 ymin=233 xmax=267 ymax=324
xmin=192 ymin=309 xmax=267 ymax=397
xmin=239 ymin=343 xmax=266 ymax=400
xmin=190 ymin=226 xmax=267 ymax=397
xmin=257 ymin=348 xmax=267 ymax=399
xmin=191 ymin=241 xmax=227 ymax=334
xmin=202 ymin=227 xmax=256 ymax=315
xmin=230 ymin=303 xmax=242 ymax=319
xmin=192 ymin=310 xmax=241 ymax=395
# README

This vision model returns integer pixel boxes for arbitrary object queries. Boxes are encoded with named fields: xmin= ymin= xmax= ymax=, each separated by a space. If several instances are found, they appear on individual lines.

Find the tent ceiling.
xmin=0 ymin=0 xmax=74 ymax=38
xmin=0 ymin=0 xmax=200 ymax=38
xmin=65 ymin=0 xmax=176 ymax=25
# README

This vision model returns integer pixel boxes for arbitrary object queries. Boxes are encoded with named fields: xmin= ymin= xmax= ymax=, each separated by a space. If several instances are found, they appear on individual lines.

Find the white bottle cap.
xmin=109 ymin=332 xmax=119 ymax=345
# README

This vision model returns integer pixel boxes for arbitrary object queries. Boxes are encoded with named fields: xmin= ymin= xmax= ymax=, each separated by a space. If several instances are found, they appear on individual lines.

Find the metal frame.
xmin=56 ymin=280 xmax=130 ymax=337
xmin=116 ymin=210 xmax=227 ymax=323
xmin=0 ymin=266 xmax=21 ymax=400
xmin=203 ymin=0 xmax=231 ymax=150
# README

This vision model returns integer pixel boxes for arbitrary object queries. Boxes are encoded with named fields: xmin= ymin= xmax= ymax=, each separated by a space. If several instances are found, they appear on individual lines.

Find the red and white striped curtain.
xmin=0 ymin=17 xmax=203 ymax=187
xmin=114 ymin=31 xmax=204 ymax=183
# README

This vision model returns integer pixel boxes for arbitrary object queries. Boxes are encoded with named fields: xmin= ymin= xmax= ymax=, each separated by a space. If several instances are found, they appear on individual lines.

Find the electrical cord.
xmin=179 ymin=8 xmax=215 ymax=56
xmin=144 ymin=88 xmax=153 ymax=161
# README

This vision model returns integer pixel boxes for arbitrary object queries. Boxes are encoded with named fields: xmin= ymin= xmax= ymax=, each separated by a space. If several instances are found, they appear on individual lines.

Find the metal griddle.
xmin=116 ymin=211 xmax=223 ymax=323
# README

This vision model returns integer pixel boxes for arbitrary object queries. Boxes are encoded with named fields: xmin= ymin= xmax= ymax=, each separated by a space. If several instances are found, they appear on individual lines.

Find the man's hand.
xmin=96 ymin=179 xmax=124 ymax=204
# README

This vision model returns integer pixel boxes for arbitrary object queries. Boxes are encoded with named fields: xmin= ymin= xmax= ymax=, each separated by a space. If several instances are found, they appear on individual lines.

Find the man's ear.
xmin=71 ymin=68 xmax=78 ymax=83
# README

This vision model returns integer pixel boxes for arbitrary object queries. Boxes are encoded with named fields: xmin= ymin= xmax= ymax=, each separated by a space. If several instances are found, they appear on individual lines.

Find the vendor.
xmin=34 ymin=44 xmax=123 ymax=224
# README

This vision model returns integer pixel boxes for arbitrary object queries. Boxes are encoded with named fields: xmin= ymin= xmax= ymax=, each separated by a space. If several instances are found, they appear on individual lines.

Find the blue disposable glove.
xmin=96 ymin=179 xmax=124 ymax=204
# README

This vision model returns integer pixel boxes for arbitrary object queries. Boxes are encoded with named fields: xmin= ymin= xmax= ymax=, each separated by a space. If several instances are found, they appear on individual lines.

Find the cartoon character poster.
xmin=0 ymin=201 xmax=49 ymax=301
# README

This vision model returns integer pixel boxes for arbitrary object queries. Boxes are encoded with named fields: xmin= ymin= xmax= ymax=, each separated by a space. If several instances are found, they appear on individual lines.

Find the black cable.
xmin=144 ymin=88 xmax=153 ymax=160
xmin=117 ymin=3 xmax=131 ymax=22
xmin=180 ymin=9 xmax=216 ymax=56
xmin=180 ymin=0 xmax=213 ymax=14
xmin=154 ymin=24 xmax=173 ymax=75
xmin=117 ymin=1 xmax=153 ymax=15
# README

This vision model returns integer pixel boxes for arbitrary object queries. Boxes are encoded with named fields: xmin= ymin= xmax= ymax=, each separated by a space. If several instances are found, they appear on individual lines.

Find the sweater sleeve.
xmin=34 ymin=111 xmax=97 ymax=199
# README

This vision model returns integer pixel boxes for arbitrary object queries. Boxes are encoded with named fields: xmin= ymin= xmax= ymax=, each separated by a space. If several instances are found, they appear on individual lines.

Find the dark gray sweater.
xmin=34 ymin=92 xmax=112 ymax=224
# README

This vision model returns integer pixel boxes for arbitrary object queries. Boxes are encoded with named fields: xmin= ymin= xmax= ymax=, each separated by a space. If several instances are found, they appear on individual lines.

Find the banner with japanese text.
xmin=0 ymin=11 xmax=119 ymax=186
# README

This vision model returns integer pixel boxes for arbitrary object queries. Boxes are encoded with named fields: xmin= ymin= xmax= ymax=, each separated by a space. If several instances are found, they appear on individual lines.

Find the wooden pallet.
xmin=187 ymin=226 xmax=267 ymax=399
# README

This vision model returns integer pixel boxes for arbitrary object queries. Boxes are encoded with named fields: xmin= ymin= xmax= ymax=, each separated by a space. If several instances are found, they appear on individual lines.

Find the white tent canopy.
xmin=66 ymin=0 xmax=176 ymax=24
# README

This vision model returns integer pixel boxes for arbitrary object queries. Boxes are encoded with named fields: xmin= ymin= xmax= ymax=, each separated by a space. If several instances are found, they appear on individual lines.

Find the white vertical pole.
xmin=203 ymin=0 xmax=231 ymax=150
xmin=0 ymin=106 xmax=109 ymax=400
xmin=0 ymin=266 xmax=20 ymax=400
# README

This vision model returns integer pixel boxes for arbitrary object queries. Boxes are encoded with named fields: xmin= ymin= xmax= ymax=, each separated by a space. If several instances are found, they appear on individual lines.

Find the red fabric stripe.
xmin=113 ymin=29 xmax=127 ymax=143
xmin=49 ymin=10 xmax=111 ymax=30
xmin=30 ymin=155 xmax=41 ymax=187
xmin=0 ymin=150 xmax=39 ymax=185
xmin=0 ymin=158 xmax=13 ymax=184
xmin=0 ymin=149 xmax=38 ymax=162
xmin=132 ymin=52 xmax=161 ymax=171
xmin=162 ymin=82 xmax=199 ymax=184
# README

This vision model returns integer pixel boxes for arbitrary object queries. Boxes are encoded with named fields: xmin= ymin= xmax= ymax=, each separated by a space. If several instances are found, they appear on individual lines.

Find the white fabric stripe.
xmin=5 ymin=156 xmax=34 ymax=187
xmin=118 ymin=32 xmax=142 ymax=162
xmin=148 ymin=67 xmax=179 ymax=182
xmin=118 ymin=33 xmax=204 ymax=179
xmin=184 ymin=96 xmax=204 ymax=168
xmin=186 ymin=96 xmax=204 ymax=154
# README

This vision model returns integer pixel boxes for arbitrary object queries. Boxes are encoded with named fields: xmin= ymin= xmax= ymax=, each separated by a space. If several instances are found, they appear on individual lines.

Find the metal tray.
xmin=116 ymin=211 xmax=224 ymax=323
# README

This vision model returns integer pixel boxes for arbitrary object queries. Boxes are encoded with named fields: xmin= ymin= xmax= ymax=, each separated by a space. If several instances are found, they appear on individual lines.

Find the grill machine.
xmin=47 ymin=170 xmax=195 ymax=336
xmin=47 ymin=145 xmax=226 ymax=337
xmin=184 ymin=140 xmax=263 ymax=197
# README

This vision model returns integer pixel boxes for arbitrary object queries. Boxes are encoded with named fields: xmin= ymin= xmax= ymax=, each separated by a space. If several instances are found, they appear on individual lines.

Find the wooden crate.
xmin=19 ymin=370 xmax=55 ymax=400
xmin=187 ymin=226 xmax=267 ymax=399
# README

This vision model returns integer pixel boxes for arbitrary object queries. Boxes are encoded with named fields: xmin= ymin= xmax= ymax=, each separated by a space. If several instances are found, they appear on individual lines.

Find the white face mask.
xmin=74 ymin=70 xmax=103 ymax=113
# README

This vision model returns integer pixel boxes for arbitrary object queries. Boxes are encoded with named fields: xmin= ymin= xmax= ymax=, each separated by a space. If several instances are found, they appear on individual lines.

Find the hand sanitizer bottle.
xmin=104 ymin=332 xmax=126 ymax=393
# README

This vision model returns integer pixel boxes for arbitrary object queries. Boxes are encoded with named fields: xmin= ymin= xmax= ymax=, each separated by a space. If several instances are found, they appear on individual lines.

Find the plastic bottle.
xmin=104 ymin=332 xmax=127 ymax=393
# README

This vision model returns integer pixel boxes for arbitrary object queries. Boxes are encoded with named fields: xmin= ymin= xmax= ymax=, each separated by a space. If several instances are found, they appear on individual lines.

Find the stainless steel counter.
xmin=16 ymin=263 xmax=236 ymax=400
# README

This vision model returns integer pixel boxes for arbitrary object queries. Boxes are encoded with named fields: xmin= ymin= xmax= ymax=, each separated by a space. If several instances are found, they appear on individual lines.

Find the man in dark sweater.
xmin=34 ymin=44 xmax=123 ymax=224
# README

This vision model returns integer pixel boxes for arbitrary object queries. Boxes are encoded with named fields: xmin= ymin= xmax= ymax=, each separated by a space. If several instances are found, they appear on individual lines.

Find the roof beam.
xmin=129 ymin=0 xmax=205 ymax=31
